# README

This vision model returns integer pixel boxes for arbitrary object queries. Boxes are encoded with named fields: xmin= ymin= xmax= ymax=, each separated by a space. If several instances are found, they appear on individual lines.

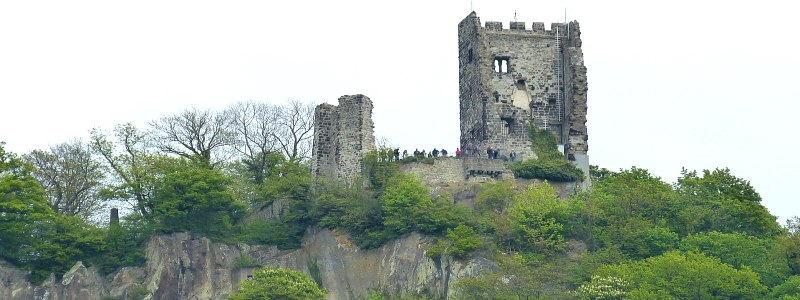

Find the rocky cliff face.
xmin=0 ymin=229 xmax=494 ymax=300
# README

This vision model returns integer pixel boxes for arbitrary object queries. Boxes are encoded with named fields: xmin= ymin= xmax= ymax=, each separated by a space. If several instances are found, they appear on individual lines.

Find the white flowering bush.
xmin=575 ymin=275 xmax=629 ymax=300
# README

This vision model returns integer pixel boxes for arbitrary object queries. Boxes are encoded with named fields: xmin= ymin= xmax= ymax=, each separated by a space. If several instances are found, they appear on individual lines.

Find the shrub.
xmin=448 ymin=225 xmax=483 ymax=258
xmin=427 ymin=225 xmax=483 ymax=260
xmin=233 ymin=255 xmax=263 ymax=269
xmin=399 ymin=155 xmax=435 ymax=165
xmin=528 ymin=126 xmax=562 ymax=160
xmin=513 ymin=125 xmax=584 ymax=182
xmin=510 ymin=158 xmax=584 ymax=182
xmin=237 ymin=218 xmax=305 ymax=250
xmin=229 ymin=267 xmax=326 ymax=300
xmin=91 ymin=216 xmax=149 ymax=274
xmin=475 ymin=180 xmax=516 ymax=213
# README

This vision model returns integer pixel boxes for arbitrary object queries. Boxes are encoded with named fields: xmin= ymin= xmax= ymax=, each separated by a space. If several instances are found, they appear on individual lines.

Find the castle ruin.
xmin=312 ymin=12 xmax=589 ymax=184
xmin=311 ymin=94 xmax=376 ymax=184
xmin=458 ymin=12 xmax=589 ymax=175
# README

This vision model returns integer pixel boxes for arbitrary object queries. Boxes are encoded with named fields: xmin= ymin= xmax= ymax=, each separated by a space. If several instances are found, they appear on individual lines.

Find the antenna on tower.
xmin=514 ymin=10 xmax=517 ymax=22
xmin=470 ymin=0 xmax=473 ymax=12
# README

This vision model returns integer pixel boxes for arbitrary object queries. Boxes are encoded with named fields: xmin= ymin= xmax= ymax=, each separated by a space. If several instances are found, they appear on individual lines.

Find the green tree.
xmin=474 ymin=179 xmax=516 ymax=214
xmin=229 ymin=267 xmax=326 ymax=300
xmin=259 ymin=160 xmax=312 ymax=204
xmin=147 ymin=158 xmax=246 ymax=239
xmin=780 ymin=216 xmax=800 ymax=274
xmin=91 ymin=214 xmax=149 ymax=274
xmin=588 ymin=167 xmax=679 ymax=257
xmin=363 ymin=148 xmax=401 ymax=192
xmin=0 ymin=142 xmax=105 ymax=283
xmin=428 ymin=225 xmax=483 ymax=259
xmin=674 ymin=168 xmax=781 ymax=237
xmin=508 ymin=182 xmax=569 ymax=254
xmin=680 ymin=231 xmax=790 ymax=286
xmin=381 ymin=174 xmax=454 ymax=235
xmin=453 ymin=253 xmax=568 ymax=299
xmin=588 ymin=251 xmax=768 ymax=299
xmin=771 ymin=275 xmax=800 ymax=299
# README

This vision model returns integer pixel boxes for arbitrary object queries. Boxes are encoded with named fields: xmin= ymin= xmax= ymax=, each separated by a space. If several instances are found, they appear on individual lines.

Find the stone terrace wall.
xmin=402 ymin=157 xmax=465 ymax=188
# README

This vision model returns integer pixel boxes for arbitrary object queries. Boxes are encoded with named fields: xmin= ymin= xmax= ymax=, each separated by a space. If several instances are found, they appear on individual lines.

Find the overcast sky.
xmin=1 ymin=0 xmax=798 ymax=222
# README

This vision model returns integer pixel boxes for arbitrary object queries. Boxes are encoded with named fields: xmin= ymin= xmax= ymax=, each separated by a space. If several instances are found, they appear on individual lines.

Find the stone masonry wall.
xmin=402 ymin=158 xmax=465 ymax=188
xmin=564 ymin=21 xmax=588 ymax=157
xmin=311 ymin=95 xmax=376 ymax=184
xmin=312 ymin=103 xmax=338 ymax=179
xmin=336 ymin=95 xmax=376 ymax=183
xmin=458 ymin=13 xmax=588 ymax=171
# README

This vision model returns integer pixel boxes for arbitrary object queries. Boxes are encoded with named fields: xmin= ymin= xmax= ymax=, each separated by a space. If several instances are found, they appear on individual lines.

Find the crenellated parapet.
xmin=480 ymin=19 xmax=572 ymax=37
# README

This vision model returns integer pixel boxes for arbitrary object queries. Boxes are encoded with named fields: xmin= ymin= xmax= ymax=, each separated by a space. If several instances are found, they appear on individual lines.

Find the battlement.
xmin=483 ymin=20 xmax=572 ymax=36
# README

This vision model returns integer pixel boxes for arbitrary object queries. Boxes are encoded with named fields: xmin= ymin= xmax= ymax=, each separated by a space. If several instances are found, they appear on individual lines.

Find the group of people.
xmin=455 ymin=144 xmax=517 ymax=161
xmin=390 ymin=145 xmax=517 ymax=162
xmin=407 ymin=148 xmax=449 ymax=158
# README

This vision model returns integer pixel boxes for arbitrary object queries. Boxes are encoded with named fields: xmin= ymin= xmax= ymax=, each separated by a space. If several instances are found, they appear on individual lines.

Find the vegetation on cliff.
xmin=1 ymin=101 xmax=799 ymax=298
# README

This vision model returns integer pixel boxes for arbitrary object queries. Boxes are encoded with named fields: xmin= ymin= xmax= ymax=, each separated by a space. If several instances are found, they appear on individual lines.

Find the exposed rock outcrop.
xmin=0 ymin=229 xmax=494 ymax=300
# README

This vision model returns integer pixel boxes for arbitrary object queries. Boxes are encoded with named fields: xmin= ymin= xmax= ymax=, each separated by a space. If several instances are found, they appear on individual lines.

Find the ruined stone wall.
xmin=562 ymin=21 xmax=590 ymax=185
xmin=458 ymin=13 xmax=588 ymax=178
xmin=311 ymin=95 xmax=375 ymax=184
xmin=312 ymin=103 xmax=338 ymax=179
xmin=458 ymin=13 xmax=491 ymax=155
xmin=336 ymin=95 xmax=376 ymax=183
xmin=564 ymin=21 xmax=588 ymax=157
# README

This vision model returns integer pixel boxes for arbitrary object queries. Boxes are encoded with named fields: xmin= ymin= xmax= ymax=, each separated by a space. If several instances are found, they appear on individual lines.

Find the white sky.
xmin=1 ymin=0 xmax=798 ymax=222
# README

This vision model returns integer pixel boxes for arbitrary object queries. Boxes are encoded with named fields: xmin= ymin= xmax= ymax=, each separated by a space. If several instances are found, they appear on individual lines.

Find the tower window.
xmin=501 ymin=118 xmax=513 ymax=135
xmin=468 ymin=49 xmax=474 ymax=63
xmin=494 ymin=57 xmax=509 ymax=73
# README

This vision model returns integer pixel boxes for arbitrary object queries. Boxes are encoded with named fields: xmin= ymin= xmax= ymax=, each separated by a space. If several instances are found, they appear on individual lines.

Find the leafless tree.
xmin=226 ymin=101 xmax=283 ymax=183
xmin=149 ymin=108 xmax=235 ymax=165
xmin=25 ymin=140 xmax=106 ymax=220
xmin=274 ymin=100 xmax=315 ymax=162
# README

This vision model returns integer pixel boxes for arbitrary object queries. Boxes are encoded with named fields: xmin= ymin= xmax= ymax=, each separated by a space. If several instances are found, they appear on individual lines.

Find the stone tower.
xmin=311 ymin=94 xmax=376 ymax=184
xmin=458 ymin=12 xmax=589 ymax=174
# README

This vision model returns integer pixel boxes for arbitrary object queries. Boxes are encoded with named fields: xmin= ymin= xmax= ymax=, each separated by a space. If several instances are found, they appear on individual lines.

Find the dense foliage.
xmin=228 ymin=267 xmax=326 ymax=300
xmin=580 ymin=251 xmax=767 ymax=299
xmin=0 ymin=143 xmax=108 ymax=283
xmin=451 ymin=165 xmax=797 ymax=299
xmin=2 ymin=101 xmax=798 ymax=299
